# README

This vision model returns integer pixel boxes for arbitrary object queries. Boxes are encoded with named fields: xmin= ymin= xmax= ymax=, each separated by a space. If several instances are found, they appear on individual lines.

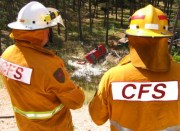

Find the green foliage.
xmin=178 ymin=20 xmax=180 ymax=28
xmin=0 ymin=10 xmax=8 ymax=30
xmin=170 ymin=45 xmax=180 ymax=62
xmin=173 ymin=55 xmax=180 ymax=62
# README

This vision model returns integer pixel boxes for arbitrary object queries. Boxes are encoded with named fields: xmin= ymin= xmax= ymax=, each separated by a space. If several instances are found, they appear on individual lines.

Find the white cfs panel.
xmin=111 ymin=81 xmax=178 ymax=101
xmin=0 ymin=58 xmax=32 ymax=84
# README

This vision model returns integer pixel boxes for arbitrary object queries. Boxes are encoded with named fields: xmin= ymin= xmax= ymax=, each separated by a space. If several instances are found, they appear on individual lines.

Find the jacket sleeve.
xmin=57 ymin=83 xmax=85 ymax=110
xmin=46 ymin=61 xmax=85 ymax=110
xmin=89 ymin=72 xmax=109 ymax=125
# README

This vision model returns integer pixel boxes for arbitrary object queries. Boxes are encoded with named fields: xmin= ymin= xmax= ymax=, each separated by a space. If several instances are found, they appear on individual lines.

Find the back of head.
xmin=125 ymin=5 xmax=173 ymax=72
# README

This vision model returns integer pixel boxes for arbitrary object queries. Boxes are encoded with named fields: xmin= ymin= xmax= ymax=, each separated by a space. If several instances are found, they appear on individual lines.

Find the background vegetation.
xmin=0 ymin=0 xmax=180 ymax=103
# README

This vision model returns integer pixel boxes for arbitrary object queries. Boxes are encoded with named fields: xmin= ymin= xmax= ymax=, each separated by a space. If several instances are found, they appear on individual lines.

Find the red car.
xmin=85 ymin=44 xmax=107 ymax=64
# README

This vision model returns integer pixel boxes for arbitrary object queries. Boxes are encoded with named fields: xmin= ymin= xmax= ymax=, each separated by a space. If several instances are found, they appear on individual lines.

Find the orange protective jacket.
xmin=1 ymin=30 xmax=85 ymax=131
xmin=89 ymin=37 xmax=180 ymax=131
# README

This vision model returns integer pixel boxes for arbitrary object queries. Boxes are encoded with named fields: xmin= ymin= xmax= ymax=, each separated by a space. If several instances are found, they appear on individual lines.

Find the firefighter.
xmin=0 ymin=1 xmax=84 ymax=131
xmin=89 ymin=4 xmax=180 ymax=131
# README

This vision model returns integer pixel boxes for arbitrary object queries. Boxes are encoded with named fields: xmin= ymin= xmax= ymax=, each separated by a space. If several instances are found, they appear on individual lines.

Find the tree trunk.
xmin=115 ymin=0 xmax=118 ymax=21
xmin=73 ymin=0 xmax=76 ymax=11
xmin=78 ymin=0 xmax=83 ymax=41
xmin=164 ymin=0 xmax=168 ymax=13
xmin=103 ymin=8 xmax=107 ymax=27
xmin=129 ymin=0 xmax=133 ymax=16
xmin=63 ymin=0 xmax=68 ymax=41
xmin=168 ymin=0 xmax=174 ymax=19
xmin=94 ymin=0 xmax=99 ymax=18
xmin=169 ymin=1 xmax=180 ymax=52
xmin=120 ymin=1 xmax=124 ymax=26
xmin=89 ymin=0 xmax=92 ymax=34
xmin=105 ymin=1 xmax=110 ymax=45
xmin=55 ymin=0 xmax=59 ymax=9
xmin=151 ymin=0 xmax=155 ymax=5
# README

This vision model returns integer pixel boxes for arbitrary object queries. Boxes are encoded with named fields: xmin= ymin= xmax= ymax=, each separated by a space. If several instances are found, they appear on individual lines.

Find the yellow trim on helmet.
xmin=43 ymin=11 xmax=60 ymax=22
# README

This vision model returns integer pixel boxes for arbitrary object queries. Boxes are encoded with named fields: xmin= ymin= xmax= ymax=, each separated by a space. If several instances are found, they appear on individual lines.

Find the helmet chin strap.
xmin=48 ymin=28 xmax=54 ymax=43
xmin=48 ymin=24 xmax=61 ymax=45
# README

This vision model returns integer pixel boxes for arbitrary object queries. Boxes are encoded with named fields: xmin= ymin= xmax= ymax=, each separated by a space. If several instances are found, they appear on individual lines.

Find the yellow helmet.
xmin=126 ymin=4 xmax=173 ymax=37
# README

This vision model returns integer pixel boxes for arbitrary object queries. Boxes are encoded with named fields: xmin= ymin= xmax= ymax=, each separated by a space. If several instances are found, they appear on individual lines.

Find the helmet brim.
xmin=125 ymin=29 xmax=173 ymax=37
xmin=8 ymin=21 xmax=57 ymax=30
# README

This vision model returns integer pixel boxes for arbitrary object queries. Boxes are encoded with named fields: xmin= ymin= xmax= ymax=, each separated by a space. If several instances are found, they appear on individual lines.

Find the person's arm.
xmin=55 ymin=80 xmax=85 ymax=110
xmin=46 ymin=61 xmax=85 ymax=110
xmin=89 ymin=72 xmax=109 ymax=125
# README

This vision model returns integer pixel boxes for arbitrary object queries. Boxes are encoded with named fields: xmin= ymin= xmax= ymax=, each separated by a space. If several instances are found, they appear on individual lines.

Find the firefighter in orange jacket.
xmin=0 ymin=1 xmax=85 ymax=131
xmin=89 ymin=4 xmax=180 ymax=131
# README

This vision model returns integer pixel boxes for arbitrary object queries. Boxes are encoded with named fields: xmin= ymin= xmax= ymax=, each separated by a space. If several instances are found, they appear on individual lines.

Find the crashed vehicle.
xmin=85 ymin=44 xmax=107 ymax=64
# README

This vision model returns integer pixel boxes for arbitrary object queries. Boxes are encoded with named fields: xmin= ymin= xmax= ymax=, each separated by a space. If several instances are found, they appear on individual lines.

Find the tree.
xmin=78 ymin=0 xmax=83 ymax=41
xmin=62 ymin=0 xmax=68 ymax=41
xmin=92 ymin=0 xmax=99 ymax=18
xmin=128 ymin=0 xmax=136 ymax=16
xmin=89 ymin=0 xmax=93 ymax=34
xmin=169 ymin=0 xmax=180 ymax=52
xmin=119 ymin=0 xmax=125 ymax=26
xmin=105 ymin=1 xmax=110 ymax=45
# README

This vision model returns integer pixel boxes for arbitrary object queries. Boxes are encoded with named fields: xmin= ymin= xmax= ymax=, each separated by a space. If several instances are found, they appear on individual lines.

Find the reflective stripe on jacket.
xmin=13 ymin=104 xmax=64 ymax=119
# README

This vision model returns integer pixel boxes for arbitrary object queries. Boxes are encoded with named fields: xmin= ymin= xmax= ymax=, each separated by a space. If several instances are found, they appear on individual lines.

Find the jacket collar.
xmin=16 ymin=42 xmax=56 ymax=56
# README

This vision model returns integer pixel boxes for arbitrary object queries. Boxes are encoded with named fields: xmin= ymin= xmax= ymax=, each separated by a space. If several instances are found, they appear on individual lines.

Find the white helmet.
xmin=8 ymin=1 xmax=64 ymax=30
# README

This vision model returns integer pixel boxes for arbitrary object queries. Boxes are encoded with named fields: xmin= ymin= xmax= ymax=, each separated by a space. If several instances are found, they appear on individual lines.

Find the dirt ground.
xmin=0 ymin=88 xmax=110 ymax=131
